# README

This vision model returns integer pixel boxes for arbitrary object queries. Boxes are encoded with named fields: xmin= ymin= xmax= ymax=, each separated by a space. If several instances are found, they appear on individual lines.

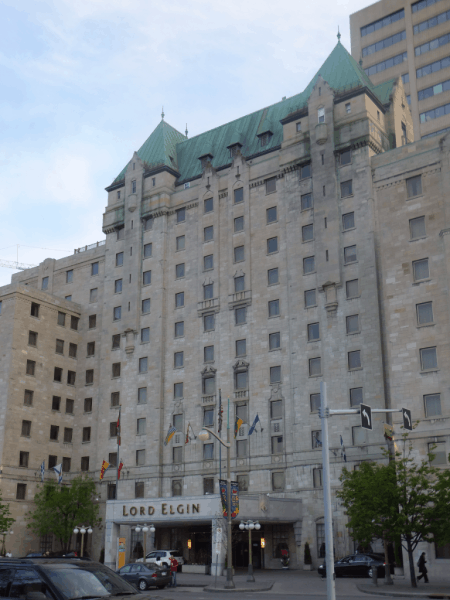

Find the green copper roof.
xmin=111 ymin=41 xmax=393 ymax=186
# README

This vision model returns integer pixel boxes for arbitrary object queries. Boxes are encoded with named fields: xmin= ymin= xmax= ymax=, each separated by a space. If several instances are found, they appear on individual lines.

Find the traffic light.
xmin=360 ymin=403 xmax=372 ymax=430
xmin=402 ymin=408 xmax=412 ymax=431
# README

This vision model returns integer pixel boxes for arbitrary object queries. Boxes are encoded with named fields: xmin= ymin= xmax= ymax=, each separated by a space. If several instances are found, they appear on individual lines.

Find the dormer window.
xmin=318 ymin=108 xmax=325 ymax=123
xmin=117 ymin=190 xmax=121 ymax=200
xmin=260 ymin=132 xmax=272 ymax=147
xmin=199 ymin=153 xmax=213 ymax=168
xmin=229 ymin=145 xmax=241 ymax=158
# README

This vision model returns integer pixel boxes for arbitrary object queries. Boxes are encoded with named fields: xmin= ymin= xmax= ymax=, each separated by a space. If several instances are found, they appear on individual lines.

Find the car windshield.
xmin=44 ymin=565 xmax=136 ymax=600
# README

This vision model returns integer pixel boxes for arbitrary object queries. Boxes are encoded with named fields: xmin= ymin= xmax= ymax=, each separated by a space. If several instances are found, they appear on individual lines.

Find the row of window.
xmin=414 ymin=8 xmax=450 ymax=35
xmin=362 ymin=30 xmax=406 ymax=58
xmin=415 ymin=32 xmax=450 ymax=57
xmin=364 ymin=52 xmax=407 ymax=77
xmin=412 ymin=0 xmax=445 ymax=13
xmin=420 ymin=100 xmax=450 ymax=123
xmin=30 ymin=303 xmax=80 ymax=330
xmin=416 ymin=55 xmax=450 ymax=79
xmin=417 ymin=78 xmax=450 ymax=101
xmin=360 ymin=8 xmax=404 ymax=37
xmin=25 ymin=361 xmax=77 ymax=385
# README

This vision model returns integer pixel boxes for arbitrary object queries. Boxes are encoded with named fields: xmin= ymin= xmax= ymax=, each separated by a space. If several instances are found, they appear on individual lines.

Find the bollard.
xmin=371 ymin=566 xmax=378 ymax=586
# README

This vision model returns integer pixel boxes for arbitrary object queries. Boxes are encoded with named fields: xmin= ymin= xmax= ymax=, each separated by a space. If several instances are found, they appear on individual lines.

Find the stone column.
xmin=104 ymin=521 xmax=120 ymax=570
xmin=211 ymin=518 xmax=226 ymax=577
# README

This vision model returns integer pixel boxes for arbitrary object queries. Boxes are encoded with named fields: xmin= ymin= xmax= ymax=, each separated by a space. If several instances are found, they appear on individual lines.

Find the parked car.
xmin=318 ymin=553 xmax=387 ymax=578
xmin=0 ymin=557 xmax=144 ymax=600
xmin=25 ymin=551 xmax=88 ymax=559
xmin=136 ymin=549 xmax=184 ymax=567
xmin=116 ymin=563 xmax=171 ymax=590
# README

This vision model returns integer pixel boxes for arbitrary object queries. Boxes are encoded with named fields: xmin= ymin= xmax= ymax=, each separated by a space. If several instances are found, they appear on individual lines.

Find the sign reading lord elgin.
xmin=122 ymin=502 xmax=200 ymax=517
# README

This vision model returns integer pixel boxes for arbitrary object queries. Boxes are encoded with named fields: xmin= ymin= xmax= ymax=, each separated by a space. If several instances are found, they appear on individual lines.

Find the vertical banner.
xmin=219 ymin=480 xmax=239 ymax=518
xmin=118 ymin=537 xmax=126 ymax=569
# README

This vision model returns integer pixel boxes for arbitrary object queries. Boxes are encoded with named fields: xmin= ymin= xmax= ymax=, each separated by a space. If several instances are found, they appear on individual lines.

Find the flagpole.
xmin=116 ymin=407 xmax=120 ymax=500
xmin=219 ymin=389 xmax=222 ymax=481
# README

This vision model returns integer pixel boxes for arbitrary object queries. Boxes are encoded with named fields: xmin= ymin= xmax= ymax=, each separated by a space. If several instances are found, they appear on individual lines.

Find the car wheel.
xmin=138 ymin=579 xmax=147 ymax=591
xmin=157 ymin=585 xmax=166 ymax=589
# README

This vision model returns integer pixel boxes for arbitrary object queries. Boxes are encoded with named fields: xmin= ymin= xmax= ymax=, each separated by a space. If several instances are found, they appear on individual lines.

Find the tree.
xmin=0 ymin=493 xmax=15 ymax=556
xmin=337 ymin=437 xmax=450 ymax=588
xmin=27 ymin=476 xmax=102 ymax=552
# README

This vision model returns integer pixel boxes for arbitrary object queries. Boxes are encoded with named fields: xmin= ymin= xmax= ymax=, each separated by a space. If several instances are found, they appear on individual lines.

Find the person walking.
xmin=417 ymin=552 xmax=429 ymax=583
xmin=169 ymin=556 xmax=178 ymax=588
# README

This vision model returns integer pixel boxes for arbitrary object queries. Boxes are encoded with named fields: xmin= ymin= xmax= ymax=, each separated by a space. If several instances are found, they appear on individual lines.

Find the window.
xmin=24 ymin=390 xmax=34 ymax=406
xmin=237 ymin=439 xmax=248 ymax=457
xmin=235 ymin=370 xmax=248 ymax=390
xmin=55 ymin=339 xmax=64 ymax=355
xmin=175 ymin=292 xmax=184 ymax=308
xmin=364 ymin=52 xmax=408 ymax=77
xmin=313 ymin=468 xmax=323 ymax=488
xmin=41 ymin=276 xmax=49 ymax=290
xmin=305 ymin=289 xmax=317 ymax=307
xmin=296 ymin=122 xmax=302 ymax=132
xmin=266 ymin=177 xmax=276 ymax=194
xmin=19 ymin=451 xmax=29 ymax=467
xmin=116 ymin=252 xmax=124 ymax=267
xmin=48 ymin=455 xmax=57 ymax=469
xmin=310 ymin=393 xmax=321 ymax=412
xmin=81 ymin=457 xmax=90 ymax=471
xmin=63 ymin=427 xmax=73 ymax=443
xmin=65 ymin=399 xmax=74 ymax=414
xmin=237 ymin=474 xmax=249 ymax=491
xmin=116 ymin=226 xmax=124 ymax=240
xmin=16 ymin=483 xmax=27 ymax=499
xmin=204 ymin=197 xmax=213 ymax=213
xmin=417 ymin=301 xmax=434 ymax=326
xmin=173 ymin=413 xmax=183 ymax=431
xmin=346 ymin=279 xmax=359 ymax=298
xmin=420 ymin=346 xmax=438 ymax=370
xmin=90 ymin=262 xmax=99 ymax=277
xmin=137 ymin=418 xmax=146 ymax=435
xmin=138 ymin=387 xmax=147 ymax=404
xmin=114 ymin=279 xmax=122 ymax=294
xmin=318 ymin=107 xmax=325 ymax=123
xmin=410 ymin=216 xmax=426 ymax=239
xmin=416 ymin=31 xmax=450 ymax=57
xmin=345 ymin=103 xmax=351 ymax=114
xmin=269 ymin=332 xmax=280 ymax=350
xmin=111 ymin=392 xmax=120 ymax=407
xmin=267 ymin=237 xmax=278 ymax=254
xmin=106 ymin=483 xmax=116 ymax=500
xmin=270 ymin=366 xmax=281 ymax=384
xmin=234 ymin=188 xmax=244 ymax=204
xmin=85 ymin=369 xmax=93 ymax=384
xmin=268 ymin=267 xmax=279 ymax=285
xmin=139 ymin=357 xmax=148 ymax=373
xmin=405 ymin=175 xmax=423 ymax=200
xmin=301 ymin=193 xmax=313 ymax=210
xmin=141 ymin=299 xmax=151 ymax=315
xmin=50 ymin=425 xmax=59 ymax=441
xmin=268 ymin=299 xmax=280 ymax=317
xmin=204 ymin=254 xmax=213 ymax=270
xmin=204 ymin=478 xmax=214 ymax=494
xmin=204 ymin=226 xmax=213 ymax=242
xmin=234 ymin=246 xmax=244 ymax=262
xmin=54 ymin=367 xmax=62 ymax=382
xmin=361 ymin=8 xmax=404 ymax=36
xmin=175 ymin=321 xmax=184 ymax=337
xmin=204 ymin=408 xmax=214 ymax=427
xmin=346 ymin=314 xmax=360 ymax=334
xmin=111 ymin=334 xmax=120 ymax=350
xmin=272 ymin=472 xmax=285 ymax=491
xmin=413 ymin=259 xmax=429 ymax=281
xmin=344 ymin=245 xmax=357 ymax=265
xmin=135 ymin=481 xmax=145 ymax=498
xmin=204 ymin=283 xmax=214 ymax=300
xmin=31 ymin=302 xmax=40 ymax=318
xmin=204 ymin=313 xmax=215 ymax=331
xmin=362 ymin=30 xmax=406 ymax=57
xmin=176 ymin=235 xmax=185 ymax=252
xmin=176 ymin=263 xmax=185 ymax=279
xmin=89 ymin=314 xmax=96 ymax=328
xmin=235 ymin=276 xmax=245 ymax=293
xmin=203 ymin=443 xmax=214 ymax=460
xmin=342 ymin=212 xmax=355 ymax=230
xmin=235 ymin=307 xmax=246 ymax=325
xmin=52 ymin=396 xmax=61 ymax=411
xmin=234 ymin=216 xmax=244 ymax=232
xmin=84 ymin=398 xmax=92 ymax=413
xmin=143 ymin=243 xmax=152 ymax=258
xmin=429 ymin=442 xmax=447 ymax=465
xmin=348 ymin=350 xmax=362 ymax=370
xmin=112 ymin=363 xmax=121 ymax=378
xmin=417 ymin=55 xmax=450 ymax=79
xmin=303 ymin=256 xmax=315 ymax=274
xmin=341 ymin=180 xmax=353 ymax=198
xmin=86 ymin=341 xmax=95 ymax=357
xmin=26 ymin=360 xmax=36 ymax=376
xmin=236 ymin=339 xmax=246 ymax=356
xmin=174 ymin=382 xmax=183 ymax=398
xmin=57 ymin=311 xmax=66 ymax=327
xmin=110 ymin=421 xmax=118 ymax=438
xmin=270 ymin=399 xmax=282 ymax=419
xmin=21 ymin=420 xmax=31 ymax=437
xmin=143 ymin=270 xmax=151 ymax=286
xmin=204 ymin=345 xmax=214 ymax=362
xmin=309 ymin=357 xmax=321 ymax=376
xmin=307 ymin=322 xmax=320 ymax=341
xmin=302 ymin=224 xmax=314 ymax=242
xmin=174 ymin=351 xmax=184 ymax=368
xmin=267 ymin=206 xmax=277 ymax=224
xmin=108 ymin=453 xmax=117 ymax=468
xmin=113 ymin=306 xmax=122 ymax=321
xmin=177 ymin=207 xmax=186 ymax=223
xmin=70 ymin=315 xmax=79 ymax=331
xmin=353 ymin=426 xmax=366 ymax=445
xmin=67 ymin=343 xmax=77 ymax=359
xmin=141 ymin=327 xmax=150 ymax=343
xmin=132 ymin=179 xmax=136 ymax=193
xmin=424 ymin=393 xmax=441 ymax=417
xmin=350 ymin=387 xmax=363 ymax=407
xmin=312 ymin=430 xmax=322 ymax=448
xmin=203 ymin=374 xmax=216 ymax=394
xmin=27 ymin=330 xmax=37 ymax=347
xmin=418 ymin=78 xmax=450 ymax=102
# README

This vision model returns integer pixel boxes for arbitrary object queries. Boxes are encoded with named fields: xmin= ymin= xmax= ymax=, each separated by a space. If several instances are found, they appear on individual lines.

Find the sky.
xmin=0 ymin=0 xmax=374 ymax=287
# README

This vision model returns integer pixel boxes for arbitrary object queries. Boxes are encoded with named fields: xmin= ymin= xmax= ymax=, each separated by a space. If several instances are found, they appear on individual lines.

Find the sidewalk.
xmin=357 ymin=580 xmax=450 ymax=598
xmin=175 ymin=570 xmax=274 ymax=592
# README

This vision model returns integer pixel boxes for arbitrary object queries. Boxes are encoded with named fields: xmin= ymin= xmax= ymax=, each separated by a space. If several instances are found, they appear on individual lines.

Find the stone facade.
xmin=0 ymin=39 xmax=448 ymax=577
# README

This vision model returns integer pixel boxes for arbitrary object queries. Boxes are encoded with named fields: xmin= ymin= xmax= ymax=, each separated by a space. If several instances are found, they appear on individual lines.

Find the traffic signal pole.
xmin=319 ymin=382 xmax=410 ymax=600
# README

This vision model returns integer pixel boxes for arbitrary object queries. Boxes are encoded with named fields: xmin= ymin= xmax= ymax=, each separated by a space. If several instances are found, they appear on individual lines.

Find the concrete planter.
xmin=303 ymin=564 xmax=313 ymax=571
xmin=183 ymin=564 xmax=210 ymax=574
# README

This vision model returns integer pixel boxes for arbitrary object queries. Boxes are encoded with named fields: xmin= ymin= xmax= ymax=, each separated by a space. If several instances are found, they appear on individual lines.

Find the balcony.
xmin=228 ymin=289 xmax=252 ymax=310
xmin=202 ymin=395 xmax=216 ymax=404
xmin=198 ymin=297 xmax=220 ymax=316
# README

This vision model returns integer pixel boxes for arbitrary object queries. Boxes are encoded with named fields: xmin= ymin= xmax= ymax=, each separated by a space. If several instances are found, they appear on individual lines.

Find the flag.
xmin=218 ymin=396 xmax=223 ymax=434
xmin=118 ymin=461 xmax=124 ymax=479
xmin=340 ymin=435 xmax=347 ymax=462
xmin=185 ymin=422 xmax=193 ymax=444
xmin=164 ymin=425 xmax=177 ymax=446
xmin=52 ymin=463 xmax=63 ymax=484
xmin=100 ymin=460 xmax=110 ymax=480
xmin=248 ymin=414 xmax=260 ymax=436
xmin=384 ymin=423 xmax=394 ymax=441
xmin=40 ymin=460 xmax=45 ymax=482
xmin=116 ymin=410 xmax=121 ymax=446
xmin=234 ymin=417 xmax=243 ymax=439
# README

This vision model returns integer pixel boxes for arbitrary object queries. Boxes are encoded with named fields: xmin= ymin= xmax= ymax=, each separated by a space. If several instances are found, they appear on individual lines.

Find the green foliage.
xmin=304 ymin=542 xmax=312 ymax=564
xmin=0 ymin=493 xmax=15 ymax=556
xmin=27 ymin=476 xmax=101 ymax=552
xmin=337 ymin=435 xmax=450 ymax=587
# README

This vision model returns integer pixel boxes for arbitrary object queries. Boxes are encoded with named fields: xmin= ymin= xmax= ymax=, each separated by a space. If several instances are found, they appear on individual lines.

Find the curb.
xmin=203 ymin=582 xmax=274 ymax=593
xmin=357 ymin=584 xmax=450 ymax=599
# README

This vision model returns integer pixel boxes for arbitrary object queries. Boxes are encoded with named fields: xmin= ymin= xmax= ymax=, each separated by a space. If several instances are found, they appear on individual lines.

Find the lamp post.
xmin=73 ymin=526 xmax=93 ymax=557
xmin=199 ymin=405 xmax=235 ymax=590
xmin=0 ymin=530 xmax=13 ymax=556
xmin=239 ymin=520 xmax=261 ymax=582
xmin=135 ymin=524 xmax=155 ymax=563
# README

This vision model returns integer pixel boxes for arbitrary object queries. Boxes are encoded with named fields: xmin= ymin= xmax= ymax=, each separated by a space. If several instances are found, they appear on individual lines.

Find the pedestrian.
xmin=417 ymin=552 xmax=429 ymax=583
xmin=170 ymin=556 xmax=178 ymax=588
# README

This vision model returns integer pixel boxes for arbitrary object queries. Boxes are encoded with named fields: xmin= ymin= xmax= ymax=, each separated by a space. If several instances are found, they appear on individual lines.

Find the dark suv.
xmin=0 ymin=558 xmax=148 ymax=600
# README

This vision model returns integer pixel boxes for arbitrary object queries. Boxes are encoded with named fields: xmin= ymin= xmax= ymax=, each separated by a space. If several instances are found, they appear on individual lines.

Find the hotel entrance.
xmin=234 ymin=525 xmax=264 ymax=569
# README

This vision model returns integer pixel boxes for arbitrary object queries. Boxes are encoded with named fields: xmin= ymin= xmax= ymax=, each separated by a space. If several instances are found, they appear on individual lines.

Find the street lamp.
xmin=73 ymin=526 xmax=93 ymax=557
xmin=199 ymin=417 xmax=234 ymax=590
xmin=239 ymin=520 xmax=261 ymax=582
xmin=0 ymin=531 xmax=13 ymax=556
xmin=135 ymin=524 xmax=155 ymax=563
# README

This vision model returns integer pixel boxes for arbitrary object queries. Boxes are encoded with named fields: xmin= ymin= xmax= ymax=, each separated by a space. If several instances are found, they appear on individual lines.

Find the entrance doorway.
xmin=234 ymin=529 xmax=263 ymax=568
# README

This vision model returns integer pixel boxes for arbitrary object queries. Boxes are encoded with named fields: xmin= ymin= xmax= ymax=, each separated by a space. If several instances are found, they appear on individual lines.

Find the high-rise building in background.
xmin=351 ymin=0 xmax=450 ymax=141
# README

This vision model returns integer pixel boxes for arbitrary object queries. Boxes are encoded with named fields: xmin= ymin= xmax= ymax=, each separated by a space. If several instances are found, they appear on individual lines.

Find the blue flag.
xmin=340 ymin=435 xmax=347 ymax=462
xmin=248 ymin=414 xmax=260 ymax=436
xmin=40 ymin=460 xmax=45 ymax=482
xmin=52 ymin=463 xmax=63 ymax=484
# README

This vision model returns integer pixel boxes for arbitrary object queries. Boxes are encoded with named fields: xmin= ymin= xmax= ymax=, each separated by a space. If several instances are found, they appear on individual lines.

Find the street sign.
xmin=360 ymin=404 xmax=372 ymax=430
xmin=402 ymin=408 xmax=412 ymax=431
